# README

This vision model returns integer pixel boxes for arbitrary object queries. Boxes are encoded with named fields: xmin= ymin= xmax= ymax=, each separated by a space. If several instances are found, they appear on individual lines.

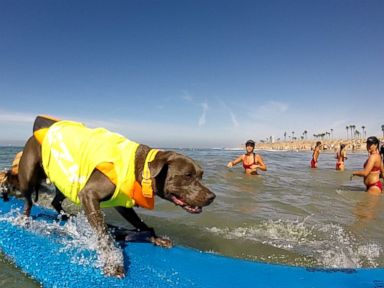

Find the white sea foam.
xmin=0 ymin=208 xmax=124 ymax=272
xmin=206 ymin=218 xmax=382 ymax=268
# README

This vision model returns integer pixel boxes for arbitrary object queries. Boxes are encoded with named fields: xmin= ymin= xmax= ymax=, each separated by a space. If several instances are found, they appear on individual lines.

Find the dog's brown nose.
xmin=205 ymin=191 xmax=216 ymax=204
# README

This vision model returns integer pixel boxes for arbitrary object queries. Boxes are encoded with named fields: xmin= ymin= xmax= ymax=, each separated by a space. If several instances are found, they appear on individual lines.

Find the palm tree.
xmin=381 ymin=125 xmax=384 ymax=138
xmin=330 ymin=128 xmax=333 ymax=140
xmin=355 ymin=130 xmax=360 ymax=139
xmin=361 ymin=126 xmax=365 ymax=138
xmin=303 ymin=130 xmax=308 ymax=140
xmin=350 ymin=125 xmax=356 ymax=138
xmin=346 ymin=126 xmax=349 ymax=139
xmin=284 ymin=131 xmax=287 ymax=141
xmin=292 ymin=131 xmax=295 ymax=141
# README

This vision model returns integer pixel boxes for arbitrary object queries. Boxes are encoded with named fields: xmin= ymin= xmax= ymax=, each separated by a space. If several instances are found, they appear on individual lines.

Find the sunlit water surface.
xmin=1 ymin=146 xmax=383 ymax=287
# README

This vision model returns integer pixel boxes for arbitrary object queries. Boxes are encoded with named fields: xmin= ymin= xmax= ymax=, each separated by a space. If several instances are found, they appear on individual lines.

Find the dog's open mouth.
xmin=171 ymin=194 xmax=202 ymax=214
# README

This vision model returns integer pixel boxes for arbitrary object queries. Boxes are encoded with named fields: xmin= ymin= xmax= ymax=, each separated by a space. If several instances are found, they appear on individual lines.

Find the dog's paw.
xmin=57 ymin=213 xmax=74 ymax=221
xmin=103 ymin=263 xmax=125 ymax=278
xmin=150 ymin=236 xmax=173 ymax=248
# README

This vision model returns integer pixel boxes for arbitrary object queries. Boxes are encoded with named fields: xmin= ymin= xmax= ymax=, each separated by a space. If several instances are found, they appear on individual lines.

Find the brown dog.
xmin=18 ymin=116 xmax=215 ymax=277
xmin=0 ymin=171 xmax=11 ymax=200
xmin=0 ymin=151 xmax=23 ymax=200
xmin=1 ymin=151 xmax=69 ymax=215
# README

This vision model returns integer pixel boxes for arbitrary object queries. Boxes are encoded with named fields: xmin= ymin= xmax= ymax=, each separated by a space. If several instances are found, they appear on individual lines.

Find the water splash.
xmin=0 ymin=207 xmax=124 ymax=273
xmin=206 ymin=218 xmax=382 ymax=268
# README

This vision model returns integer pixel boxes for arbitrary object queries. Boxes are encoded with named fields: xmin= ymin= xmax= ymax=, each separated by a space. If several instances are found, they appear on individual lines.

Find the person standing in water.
xmin=227 ymin=140 xmax=267 ymax=175
xmin=380 ymin=144 xmax=384 ymax=179
xmin=311 ymin=141 xmax=322 ymax=168
xmin=336 ymin=144 xmax=348 ymax=171
xmin=351 ymin=136 xmax=383 ymax=195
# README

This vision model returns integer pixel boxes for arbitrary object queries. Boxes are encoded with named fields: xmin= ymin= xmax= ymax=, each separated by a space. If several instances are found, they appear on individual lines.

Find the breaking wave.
xmin=206 ymin=218 xmax=382 ymax=268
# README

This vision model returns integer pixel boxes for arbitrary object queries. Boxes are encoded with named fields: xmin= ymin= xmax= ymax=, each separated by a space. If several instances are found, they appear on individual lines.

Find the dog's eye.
xmin=184 ymin=173 xmax=193 ymax=178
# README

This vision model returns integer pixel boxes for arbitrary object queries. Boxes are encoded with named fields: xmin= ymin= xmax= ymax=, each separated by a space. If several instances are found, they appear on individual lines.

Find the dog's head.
xmin=148 ymin=151 xmax=215 ymax=214
xmin=0 ymin=171 xmax=8 ymax=195
xmin=0 ymin=169 xmax=19 ymax=199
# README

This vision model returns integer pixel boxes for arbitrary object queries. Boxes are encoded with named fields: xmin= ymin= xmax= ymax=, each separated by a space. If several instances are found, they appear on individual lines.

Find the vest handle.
xmin=141 ymin=149 xmax=159 ymax=198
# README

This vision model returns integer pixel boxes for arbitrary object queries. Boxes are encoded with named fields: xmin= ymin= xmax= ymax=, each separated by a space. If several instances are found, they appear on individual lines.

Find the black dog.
xmin=17 ymin=116 xmax=215 ymax=277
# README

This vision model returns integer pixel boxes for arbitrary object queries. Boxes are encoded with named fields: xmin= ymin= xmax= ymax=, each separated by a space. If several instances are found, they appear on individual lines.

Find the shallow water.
xmin=1 ymin=146 xmax=383 ymax=286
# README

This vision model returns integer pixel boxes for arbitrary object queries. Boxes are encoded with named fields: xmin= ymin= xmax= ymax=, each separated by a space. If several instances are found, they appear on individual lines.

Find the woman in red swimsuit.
xmin=351 ymin=136 xmax=383 ymax=195
xmin=227 ymin=140 xmax=267 ymax=175
xmin=310 ymin=141 xmax=322 ymax=168
xmin=335 ymin=144 xmax=347 ymax=171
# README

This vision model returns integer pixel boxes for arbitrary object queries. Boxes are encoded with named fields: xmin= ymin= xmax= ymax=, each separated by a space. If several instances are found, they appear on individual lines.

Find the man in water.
xmin=311 ymin=141 xmax=322 ymax=168
xmin=227 ymin=140 xmax=267 ymax=175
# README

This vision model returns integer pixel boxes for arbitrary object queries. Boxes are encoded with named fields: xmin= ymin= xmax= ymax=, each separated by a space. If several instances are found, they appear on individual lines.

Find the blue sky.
xmin=0 ymin=0 xmax=383 ymax=147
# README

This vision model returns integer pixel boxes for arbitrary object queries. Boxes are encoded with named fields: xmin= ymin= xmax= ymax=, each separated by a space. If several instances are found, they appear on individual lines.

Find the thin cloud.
xmin=229 ymin=111 xmax=239 ymax=127
xmin=181 ymin=90 xmax=193 ymax=102
xmin=258 ymin=101 xmax=289 ymax=114
xmin=0 ymin=111 xmax=36 ymax=123
xmin=217 ymin=99 xmax=240 ymax=128
xmin=198 ymin=102 xmax=209 ymax=126
xmin=247 ymin=100 xmax=289 ymax=123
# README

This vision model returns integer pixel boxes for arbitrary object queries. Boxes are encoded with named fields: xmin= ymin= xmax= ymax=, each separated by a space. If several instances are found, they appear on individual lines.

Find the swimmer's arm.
xmin=313 ymin=148 xmax=320 ymax=161
xmin=227 ymin=155 xmax=243 ymax=168
xmin=352 ymin=157 xmax=375 ymax=177
xmin=253 ymin=154 xmax=267 ymax=171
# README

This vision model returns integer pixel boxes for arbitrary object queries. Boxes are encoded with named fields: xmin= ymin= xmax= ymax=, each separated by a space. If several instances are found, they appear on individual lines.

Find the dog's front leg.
xmin=115 ymin=207 xmax=172 ymax=248
xmin=51 ymin=187 xmax=72 ymax=220
xmin=51 ymin=187 xmax=66 ymax=214
xmin=78 ymin=171 xmax=124 ymax=278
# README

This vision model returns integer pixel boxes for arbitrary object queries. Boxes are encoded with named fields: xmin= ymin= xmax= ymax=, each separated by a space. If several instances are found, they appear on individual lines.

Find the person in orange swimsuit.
xmin=335 ymin=144 xmax=348 ymax=171
xmin=310 ymin=141 xmax=322 ymax=168
xmin=227 ymin=140 xmax=267 ymax=175
xmin=351 ymin=136 xmax=383 ymax=195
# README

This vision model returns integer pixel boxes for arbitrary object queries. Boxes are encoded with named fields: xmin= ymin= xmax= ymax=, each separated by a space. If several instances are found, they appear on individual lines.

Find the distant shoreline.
xmin=1 ymin=138 xmax=383 ymax=153
xmin=254 ymin=138 xmax=384 ymax=152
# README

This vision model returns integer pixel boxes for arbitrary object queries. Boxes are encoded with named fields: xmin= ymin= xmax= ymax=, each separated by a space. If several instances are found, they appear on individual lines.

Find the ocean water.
xmin=1 ymin=146 xmax=383 ymax=286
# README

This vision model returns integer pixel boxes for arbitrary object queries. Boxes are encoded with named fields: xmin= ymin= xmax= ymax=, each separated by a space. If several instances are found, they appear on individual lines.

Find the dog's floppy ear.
xmin=147 ymin=152 xmax=172 ymax=195
xmin=148 ymin=151 xmax=171 ymax=178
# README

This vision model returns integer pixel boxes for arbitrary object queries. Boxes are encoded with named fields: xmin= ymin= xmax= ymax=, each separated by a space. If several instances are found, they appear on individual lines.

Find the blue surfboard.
xmin=0 ymin=197 xmax=383 ymax=288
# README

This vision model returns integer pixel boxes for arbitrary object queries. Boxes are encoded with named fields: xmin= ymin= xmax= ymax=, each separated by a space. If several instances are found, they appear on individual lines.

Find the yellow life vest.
xmin=41 ymin=120 xmax=157 ymax=209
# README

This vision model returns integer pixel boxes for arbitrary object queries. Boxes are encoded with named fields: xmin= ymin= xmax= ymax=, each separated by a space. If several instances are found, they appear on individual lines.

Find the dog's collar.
xmin=141 ymin=149 xmax=159 ymax=198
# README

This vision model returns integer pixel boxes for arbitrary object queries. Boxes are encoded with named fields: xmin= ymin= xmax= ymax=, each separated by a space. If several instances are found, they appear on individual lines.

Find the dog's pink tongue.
xmin=171 ymin=195 xmax=185 ymax=206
